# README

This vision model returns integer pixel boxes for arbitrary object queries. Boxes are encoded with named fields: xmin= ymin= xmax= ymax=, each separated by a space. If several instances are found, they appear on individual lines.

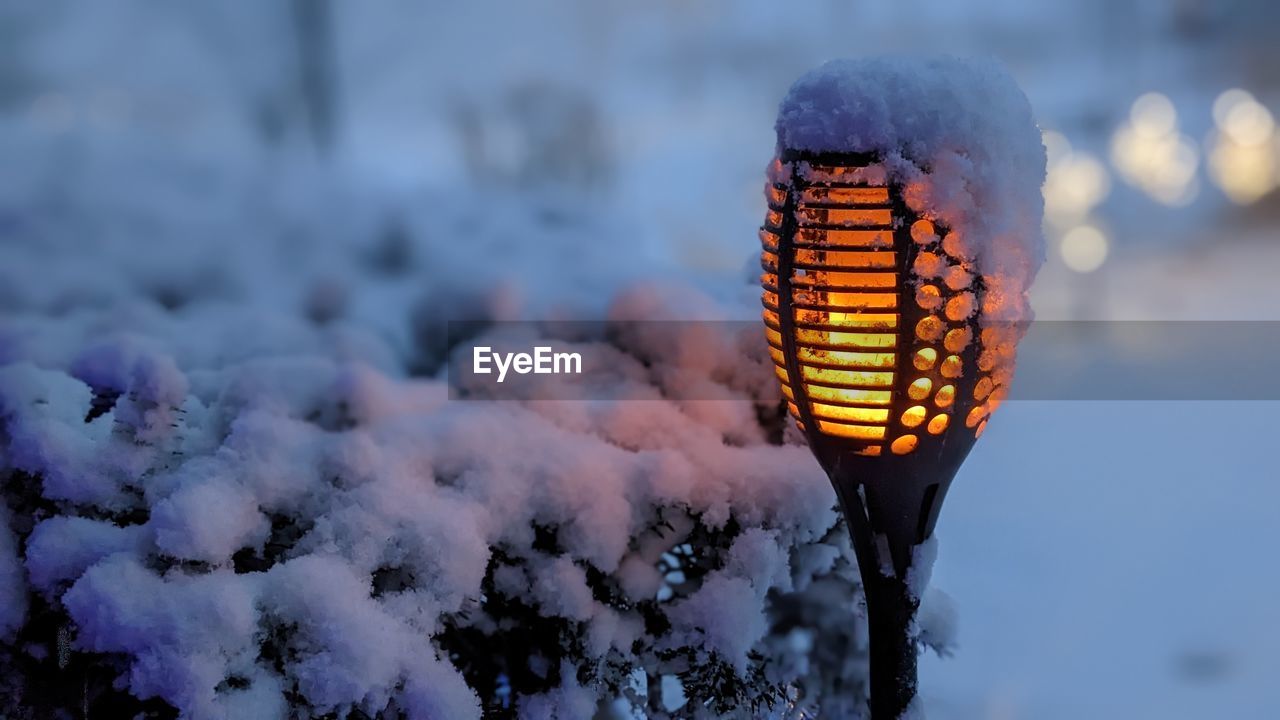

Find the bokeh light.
xmin=1110 ymin=92 xmax=1199 ymax=206
xmin=1131 ymin=92 xmax=1177 ymax=137
xmin=1206 ymin=88 xmax=1278 ymax=205
xmin=1059 ymin=225 xmax=1109 ymax=273
xmin=1213 ymin=88 xmax=1254 ymax=126
xmin=1042 ymin=130 xmax=1110 ymax=224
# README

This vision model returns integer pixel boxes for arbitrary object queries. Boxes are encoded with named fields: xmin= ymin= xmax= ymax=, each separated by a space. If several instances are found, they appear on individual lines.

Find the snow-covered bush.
xmin=0 ymin=112 xmax=961 ymax=718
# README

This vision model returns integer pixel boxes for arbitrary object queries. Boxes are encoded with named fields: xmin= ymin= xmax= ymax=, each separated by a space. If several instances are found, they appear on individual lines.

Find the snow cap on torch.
xmin=776 ymin=56 xmax=1047 ymax=327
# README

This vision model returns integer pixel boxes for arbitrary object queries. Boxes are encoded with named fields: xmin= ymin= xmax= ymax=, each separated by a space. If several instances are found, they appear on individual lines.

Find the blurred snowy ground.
xmin=4 ymin=1 xmax=1280 ymax=717
xmin=922 ymin=402 xmax=1280 ymax=719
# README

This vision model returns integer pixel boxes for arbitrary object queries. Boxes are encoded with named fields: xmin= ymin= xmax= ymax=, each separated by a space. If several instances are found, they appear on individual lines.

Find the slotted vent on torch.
xmin=762 ymin=155 xmax=992 ymax=458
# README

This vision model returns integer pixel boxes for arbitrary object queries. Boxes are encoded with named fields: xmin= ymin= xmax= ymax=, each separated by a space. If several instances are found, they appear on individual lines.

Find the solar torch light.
xmin=759 ymin=67 xmax=1033 ymax=716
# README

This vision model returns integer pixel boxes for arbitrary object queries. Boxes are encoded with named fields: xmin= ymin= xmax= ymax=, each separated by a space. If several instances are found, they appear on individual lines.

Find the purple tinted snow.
xmin=777 ymin=56 xmax=1047 ymax=324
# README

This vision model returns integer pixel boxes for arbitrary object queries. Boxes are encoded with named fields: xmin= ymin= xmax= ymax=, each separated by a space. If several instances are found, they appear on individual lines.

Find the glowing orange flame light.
xmin=761 ymin=158 xmax=1013 ymax=458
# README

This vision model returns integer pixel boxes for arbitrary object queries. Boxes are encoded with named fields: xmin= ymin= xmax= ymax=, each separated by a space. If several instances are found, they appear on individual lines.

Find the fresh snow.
xmin=0 ymin=122 xmax=853 ymax=716
xmin=777 ymin=57 xmax=1047 ymax=326
xmin=3 ymin=4 xmax=1278 ymax=718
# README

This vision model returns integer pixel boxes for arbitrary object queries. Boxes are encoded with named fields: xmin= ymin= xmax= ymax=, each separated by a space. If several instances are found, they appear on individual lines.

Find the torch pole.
xmin=834 ymin=482 xmax=920 ymax=718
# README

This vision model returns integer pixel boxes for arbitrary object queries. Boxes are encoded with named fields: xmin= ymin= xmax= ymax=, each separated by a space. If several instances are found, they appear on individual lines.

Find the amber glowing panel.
xmin=759 ymin=161 xmax=906 ymax=455
xmin=761 ymin=155 xmax=994 ymax=457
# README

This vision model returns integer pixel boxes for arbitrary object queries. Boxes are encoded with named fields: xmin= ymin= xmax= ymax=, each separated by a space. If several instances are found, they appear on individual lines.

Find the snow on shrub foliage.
xmin=0 ymin=56 xmax=1015 ymax=718
xmin=0 ymin=500 xmax=26 ymax=639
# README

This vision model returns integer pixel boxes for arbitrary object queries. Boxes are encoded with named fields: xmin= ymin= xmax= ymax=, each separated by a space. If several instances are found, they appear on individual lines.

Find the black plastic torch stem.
xmin=834 ymin=481 xmax=920 ymax=719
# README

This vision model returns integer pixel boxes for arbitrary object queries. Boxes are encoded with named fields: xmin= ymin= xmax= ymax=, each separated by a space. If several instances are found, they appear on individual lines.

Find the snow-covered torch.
xmin=760 ymin=58 xmax=1045 ymax=717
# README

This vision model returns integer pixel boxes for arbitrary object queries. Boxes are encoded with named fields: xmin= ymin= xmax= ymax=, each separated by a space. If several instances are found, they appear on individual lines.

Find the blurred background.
xmin=3 ymin=1 xmax=1278 ymax=717
xmin=6 ymin=0 xmax=1280 ymax=320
